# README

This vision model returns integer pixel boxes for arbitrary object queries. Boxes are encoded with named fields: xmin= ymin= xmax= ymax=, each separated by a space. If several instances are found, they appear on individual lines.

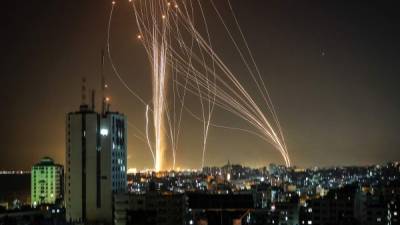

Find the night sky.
xmin=1 ymin=0 xmax=399 ymax=170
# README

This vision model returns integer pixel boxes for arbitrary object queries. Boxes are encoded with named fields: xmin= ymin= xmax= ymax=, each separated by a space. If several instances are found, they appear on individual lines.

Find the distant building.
xmin=300 ymin=185 xmax=358 ymax=225
xmin=31 ymin=157 xmax=63 ymax=207
xmin=354 ymin=192 xmax=386 ymax=225
xmin=65 ymin=84 xmax=127 ymax=224
xmin=114 ymin=192 xmax=186 ymax=225
xmin=187 ymin=193 xmax=255 ymax=225
xmin=114 ymin=193 xmax=260 ymax=225
xmin=0 ymin=172 xmax=31 ymax=206
xmin=387 ymin=196 xmax=400 ymax=225
xmin=269 ymin=192 xmax=299 ymax=225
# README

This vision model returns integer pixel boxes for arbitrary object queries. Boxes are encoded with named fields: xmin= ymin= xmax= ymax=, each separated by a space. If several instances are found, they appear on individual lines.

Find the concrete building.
xmin=299 ymin=185 xmax=358 ymax=225
xmin=65 ymin=84 xmax=127 ymax=224
xmin=269 ymin=193 xmax=299 ymax=225
xmin=354 ymin=192 xmax=386 ymax=225
xmin=387 ymin=197 xmax=400 ymax=225
xmin=114 ymin=192 xmax=186 ymax=225
xmin=31 ymin=157 xmax=63 ymax=206
xmin=187 ymin=193 xmax=255 ymax=225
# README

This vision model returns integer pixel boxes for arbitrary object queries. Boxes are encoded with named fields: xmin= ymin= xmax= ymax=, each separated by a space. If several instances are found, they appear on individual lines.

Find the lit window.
xmin=100 ymin=128 xmax=109 ymax=136
xmin=308 ymin=221 xmax=312 ymax=225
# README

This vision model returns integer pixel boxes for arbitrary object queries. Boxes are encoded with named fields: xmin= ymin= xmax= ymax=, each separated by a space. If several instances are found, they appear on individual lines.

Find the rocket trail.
xmin=108 ymin=0 xmax=291 ymax=170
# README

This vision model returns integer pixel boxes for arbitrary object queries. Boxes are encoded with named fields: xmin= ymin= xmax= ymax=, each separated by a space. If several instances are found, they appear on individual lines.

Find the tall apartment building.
xmin=65 ymin=82 xmax=127 ymax=224
xmin=31 ymin=157 xmax=63 ymax=206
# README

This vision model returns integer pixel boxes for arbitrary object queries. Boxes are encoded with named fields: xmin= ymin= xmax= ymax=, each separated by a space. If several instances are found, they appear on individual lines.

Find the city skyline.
xmin=1 ymin=0 xmax=400 ymax=170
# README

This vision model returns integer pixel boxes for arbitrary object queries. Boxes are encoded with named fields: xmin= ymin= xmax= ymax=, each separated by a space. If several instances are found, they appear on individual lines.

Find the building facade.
xmin=114 ymin=192 xmax=186 ymax=225
xmin=31 ymin=157 xmax=63 ymax=206
xmin=299 ymin=185 xmax=358 ymax=225
xmin=65 ymin=101 xmax=127 ymax=224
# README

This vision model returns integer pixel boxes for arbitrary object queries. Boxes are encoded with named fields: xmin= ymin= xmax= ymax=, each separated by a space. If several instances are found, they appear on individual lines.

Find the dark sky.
xmin=1 ymin=0 xmax=399 ymax=170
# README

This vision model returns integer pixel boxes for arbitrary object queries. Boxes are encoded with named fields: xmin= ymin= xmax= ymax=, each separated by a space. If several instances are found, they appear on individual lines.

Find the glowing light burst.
xmin=108 ymin=0 xmax=291 ymax=170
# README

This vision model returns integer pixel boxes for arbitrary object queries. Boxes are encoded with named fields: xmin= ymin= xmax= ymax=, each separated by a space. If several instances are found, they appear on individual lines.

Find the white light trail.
xmin=107 ymin=0 xmax=291 ymax=169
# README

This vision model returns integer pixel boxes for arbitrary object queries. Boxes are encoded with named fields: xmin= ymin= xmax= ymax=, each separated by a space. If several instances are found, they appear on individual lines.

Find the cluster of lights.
xmin=0 ymin=170 xmax=30 ymax=175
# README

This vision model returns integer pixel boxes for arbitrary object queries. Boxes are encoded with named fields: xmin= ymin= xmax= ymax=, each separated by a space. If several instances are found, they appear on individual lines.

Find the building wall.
xmin=114 ymin=193 xmax=186 ymax=225
xmin=31 ymin=158 xmax=62 ymax=206
xmin=65 ymin=108 xmax=127 ymax=224
xmin=85 ymin=113 xmax=102 ymax=222
xmin=66 ymin=112 xmax=87 ymax=222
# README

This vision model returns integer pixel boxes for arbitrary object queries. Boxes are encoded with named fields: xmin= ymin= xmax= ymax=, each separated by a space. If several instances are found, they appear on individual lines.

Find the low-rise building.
xmin=114 ymin=192 xmax=186 ymax=225
xmin=31 ymin=157 xmax=63 ymax=206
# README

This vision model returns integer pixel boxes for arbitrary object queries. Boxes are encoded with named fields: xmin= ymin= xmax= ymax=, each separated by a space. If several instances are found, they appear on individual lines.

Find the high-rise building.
xmin=65 ymin=84 xmax=127 ymax=224
xmin=31 ymin=157 xmax=63 ymax=207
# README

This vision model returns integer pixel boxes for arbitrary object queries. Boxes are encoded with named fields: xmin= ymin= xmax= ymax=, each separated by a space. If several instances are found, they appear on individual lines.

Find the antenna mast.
xmin=79 ymin=77 xmax=89 ymax=111
xmin=101 ymin=49 xmax=106 ymax=115
xmin=81 ymin=77 xmax=87 ymax=106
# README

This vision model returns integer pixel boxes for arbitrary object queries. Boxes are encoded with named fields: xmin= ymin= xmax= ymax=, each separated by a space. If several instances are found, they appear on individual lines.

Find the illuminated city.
xmin=0 ymin=0 xmax=399 ymax=225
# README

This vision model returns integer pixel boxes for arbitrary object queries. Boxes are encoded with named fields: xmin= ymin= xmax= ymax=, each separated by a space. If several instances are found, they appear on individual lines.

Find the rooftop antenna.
xmin=101 ymin=49 xmax=106 ymax=115
xmin=81 ymin=77 xmax=87 ymax=106
xmin=80 ymin=77 xmax=88 ymax=111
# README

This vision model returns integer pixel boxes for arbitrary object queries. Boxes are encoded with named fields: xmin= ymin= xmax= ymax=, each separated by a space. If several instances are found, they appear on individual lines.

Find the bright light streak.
xmin=109 ymin=0 xmax=292 ymax=169
xmin=145 ymin=105 xmax=156 ymax=168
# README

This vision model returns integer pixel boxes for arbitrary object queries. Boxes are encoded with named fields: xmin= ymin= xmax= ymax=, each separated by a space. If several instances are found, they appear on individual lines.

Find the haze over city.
xmin=1 ymin=1 xmax=400 ymax=225
xmin=1 ymin=0 xmax=399 ymax=171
